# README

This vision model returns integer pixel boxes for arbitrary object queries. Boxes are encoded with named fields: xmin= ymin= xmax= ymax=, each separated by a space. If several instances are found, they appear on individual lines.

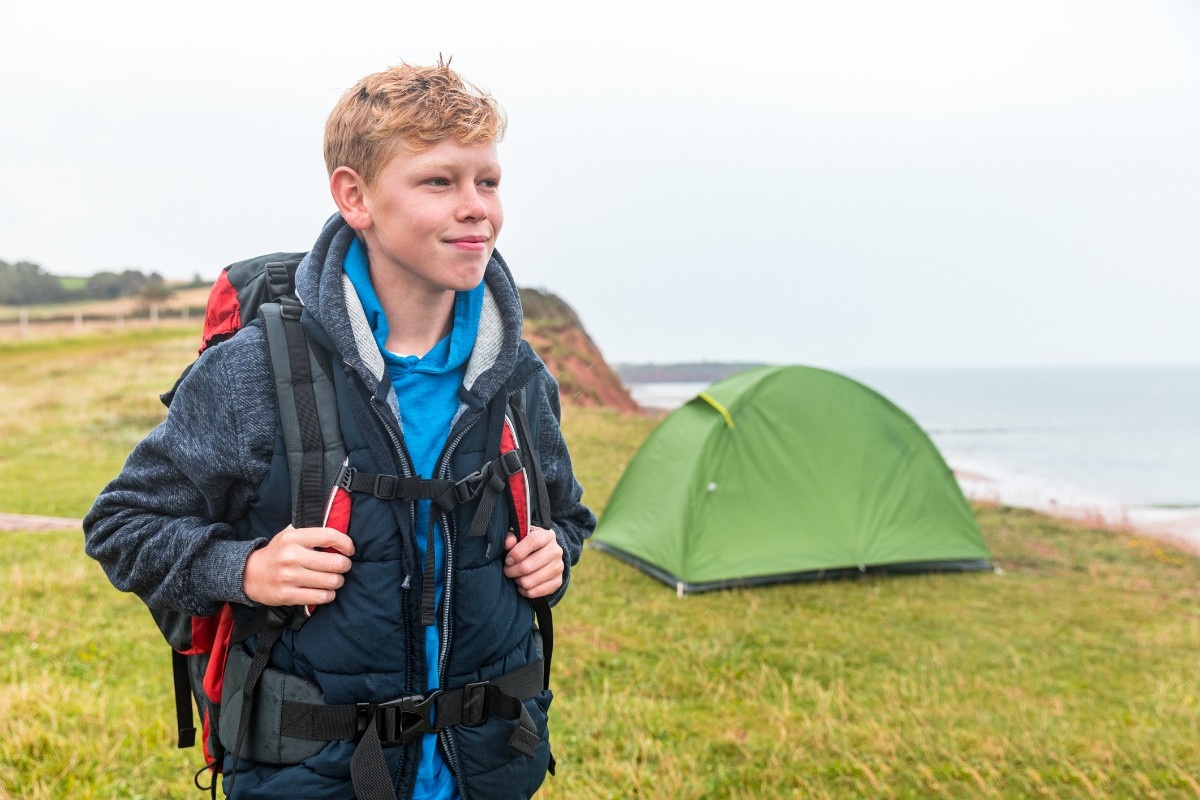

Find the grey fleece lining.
xmin=338 ymin=265 xmax=503 ymax=429
xmin=334 ymin=258 xmax=504 ymax=397
xmin=341 ymin=272 xmax=386 ymax=385
xmin=464 ymin=289 xmax=503 ymax=394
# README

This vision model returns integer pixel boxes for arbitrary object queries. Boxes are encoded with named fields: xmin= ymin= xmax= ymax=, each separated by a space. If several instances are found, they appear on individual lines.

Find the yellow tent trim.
xmin=697 ymin=392 xmax=734 ymax=429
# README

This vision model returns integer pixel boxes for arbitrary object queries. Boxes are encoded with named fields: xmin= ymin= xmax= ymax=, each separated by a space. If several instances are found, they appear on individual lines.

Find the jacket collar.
xmin=294 ymin=213 xmax=524 ymax=409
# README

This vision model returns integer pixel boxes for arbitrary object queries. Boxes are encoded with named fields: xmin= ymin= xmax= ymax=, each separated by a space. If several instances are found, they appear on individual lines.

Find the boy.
xmin=84 ymin=61 xmax=595 ymax=800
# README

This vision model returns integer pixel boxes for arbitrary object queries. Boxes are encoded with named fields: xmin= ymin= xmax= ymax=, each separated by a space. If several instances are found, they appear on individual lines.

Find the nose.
xmin=457 ymin=185 xmax=488 ymax=222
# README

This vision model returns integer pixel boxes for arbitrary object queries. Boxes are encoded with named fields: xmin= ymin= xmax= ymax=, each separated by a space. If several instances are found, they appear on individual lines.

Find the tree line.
xmin=0 ymin=259 xmax=172 ymax=305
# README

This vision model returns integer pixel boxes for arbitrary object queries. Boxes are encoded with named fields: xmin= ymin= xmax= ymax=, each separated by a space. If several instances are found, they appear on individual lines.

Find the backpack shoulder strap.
xmin=506 ymin=380 xmax=555 ymax=705
xmin=508 ymin=381 xmax=552 ymax=530
xmin=223 ymin=300 xmax=345 ymax=794
xmin=259 ymin=299 xmax=345 ymax=528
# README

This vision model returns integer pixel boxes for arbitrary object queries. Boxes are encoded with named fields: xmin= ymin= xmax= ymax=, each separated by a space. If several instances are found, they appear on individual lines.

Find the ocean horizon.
xmin=626 ymin=364 xmax=1200 ymax=546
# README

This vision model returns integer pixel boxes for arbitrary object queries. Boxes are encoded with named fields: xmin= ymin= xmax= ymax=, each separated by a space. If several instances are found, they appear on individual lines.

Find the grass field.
xmin=2 ymin=328 xmax=1199 ymax=798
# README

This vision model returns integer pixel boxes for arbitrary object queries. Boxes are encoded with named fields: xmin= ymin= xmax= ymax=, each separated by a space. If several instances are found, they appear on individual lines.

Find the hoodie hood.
xmin=293 ymin=213 xmax=525 ymax=415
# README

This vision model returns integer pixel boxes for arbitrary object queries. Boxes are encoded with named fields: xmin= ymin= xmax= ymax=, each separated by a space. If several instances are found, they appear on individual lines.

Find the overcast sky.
xmin=2 ymin=0 xmax=1197 ymax=369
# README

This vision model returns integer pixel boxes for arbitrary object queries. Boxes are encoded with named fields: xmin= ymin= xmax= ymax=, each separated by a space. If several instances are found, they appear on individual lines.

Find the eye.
xmin=479 ymin=178 xmax=500 ymax=190
xmin=425 ymin=177 xmax=451 ymax=187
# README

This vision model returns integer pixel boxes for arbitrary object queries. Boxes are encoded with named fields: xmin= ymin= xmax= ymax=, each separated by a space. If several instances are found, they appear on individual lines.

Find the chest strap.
xmin=337 ymin=452 xmax=525 ymax=627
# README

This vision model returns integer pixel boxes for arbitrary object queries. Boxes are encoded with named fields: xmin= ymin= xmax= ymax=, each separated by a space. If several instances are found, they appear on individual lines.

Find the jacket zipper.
xmin=366 ymin=390 xmax=419 ymax=796
xmin=432 ymin=413 xmax=480 ymax=798
xmin=435 ymin=370 xmax=542 ymax=799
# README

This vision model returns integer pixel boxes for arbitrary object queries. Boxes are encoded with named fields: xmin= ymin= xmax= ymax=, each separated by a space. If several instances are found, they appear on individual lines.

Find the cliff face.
xmin=519 ymin=288 xmax=640 ymax=413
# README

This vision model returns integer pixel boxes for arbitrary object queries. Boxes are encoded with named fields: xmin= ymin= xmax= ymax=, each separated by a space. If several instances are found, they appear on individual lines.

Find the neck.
xmin=368 ymin=265 xmax=456 ymax=358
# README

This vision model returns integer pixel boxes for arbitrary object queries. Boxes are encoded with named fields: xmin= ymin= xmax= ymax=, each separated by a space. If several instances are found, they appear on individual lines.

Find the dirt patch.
xmin=0 ymin=513 xmax=82 ymax=532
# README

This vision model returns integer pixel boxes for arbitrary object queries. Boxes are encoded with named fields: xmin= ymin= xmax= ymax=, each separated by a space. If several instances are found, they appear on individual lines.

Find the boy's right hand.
xmin=243 ymin=525 xmax=354 ymax=608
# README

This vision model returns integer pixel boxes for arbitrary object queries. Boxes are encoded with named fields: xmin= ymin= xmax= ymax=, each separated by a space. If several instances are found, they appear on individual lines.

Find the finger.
xmin=297 ymin=565 xmax=347 ymax=590
xmin=505 ymin=541 xmax=563 ymax=579
xmin=278 ymin=565 xmax=346 ymax=602
xmin=296 ymin=547 xmax=354 ymax=575
xmin=514 ymin=558 xmax=560 ymax=586
xmin=288 ymin=586 xmax=339 ymax=607
xmin=296 ymin=526 xmax=356 ymax=557
xmin=514 ymin=568 xmax=563 ymax=599
xmin=504 ymin=546 xmax=559 ymax=578
xmin=504 ymin=526 xmax=555 ymax=566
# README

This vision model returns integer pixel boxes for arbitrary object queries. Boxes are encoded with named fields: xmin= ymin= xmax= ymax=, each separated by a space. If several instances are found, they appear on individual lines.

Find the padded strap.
xmin=508 ymin=385 xmax=556 ymax=694
xmin=261 ymin=301 xmax=327 ymax=529
xmin=225 ymin=622 xmax=285 ymax=795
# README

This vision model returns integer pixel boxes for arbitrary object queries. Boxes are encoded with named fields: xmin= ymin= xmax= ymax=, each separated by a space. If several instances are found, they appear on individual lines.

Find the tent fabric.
xmin=592 ymin=366 xmax=993 ymax=593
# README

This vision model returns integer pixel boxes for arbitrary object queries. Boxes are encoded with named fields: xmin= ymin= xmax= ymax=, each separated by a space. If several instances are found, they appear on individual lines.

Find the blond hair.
xmin=324 ymin=59 xmax=506 ymax=185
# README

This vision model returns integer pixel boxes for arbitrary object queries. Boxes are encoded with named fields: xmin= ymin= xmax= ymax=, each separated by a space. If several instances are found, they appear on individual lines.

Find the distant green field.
xmin=57 ymin=276 xmax=88 ymax=291
xmin=2 ymin=329 xmax=1199 ymax=798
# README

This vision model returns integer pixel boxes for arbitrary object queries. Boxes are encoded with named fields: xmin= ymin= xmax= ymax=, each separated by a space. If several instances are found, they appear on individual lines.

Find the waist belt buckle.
xmin=371 ymin=691 xmax=442 ymax=746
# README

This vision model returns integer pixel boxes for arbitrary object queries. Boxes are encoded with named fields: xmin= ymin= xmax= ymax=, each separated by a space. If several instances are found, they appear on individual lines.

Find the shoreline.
xmin=627 ymin=381 xmax=1200 ymax=557
xmin=951 ymin=462 xmax=1200 ymax=555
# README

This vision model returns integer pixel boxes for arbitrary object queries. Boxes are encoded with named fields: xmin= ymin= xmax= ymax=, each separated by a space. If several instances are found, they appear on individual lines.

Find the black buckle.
xmin=372 ymin=473 xmax=398 ymax=500
xmin=337 ymin=464 xmax=355 ymax=491
xmin=361 ymin=692 xmax=443 ymax=746
xmin=454 ymin=469 xmax=486 ymax=504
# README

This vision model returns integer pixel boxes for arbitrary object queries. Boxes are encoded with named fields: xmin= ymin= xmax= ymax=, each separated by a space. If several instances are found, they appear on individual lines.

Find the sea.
xmin=627 ymin=365 xmax=1200 ymax=547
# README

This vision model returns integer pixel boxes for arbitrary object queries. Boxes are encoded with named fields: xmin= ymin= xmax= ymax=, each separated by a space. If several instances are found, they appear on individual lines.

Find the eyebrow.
xmin=413 ymin=160 xmax=501 ymax=173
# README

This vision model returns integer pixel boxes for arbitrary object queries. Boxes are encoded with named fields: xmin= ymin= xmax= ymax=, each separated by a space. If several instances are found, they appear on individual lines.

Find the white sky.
xmin=2 ymin=0 xmax=1198 ymax=369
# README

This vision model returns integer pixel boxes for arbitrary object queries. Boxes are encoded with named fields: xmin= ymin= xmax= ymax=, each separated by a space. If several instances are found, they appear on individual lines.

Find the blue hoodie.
xmin=344 ymin=236 xmax=483 ymax=800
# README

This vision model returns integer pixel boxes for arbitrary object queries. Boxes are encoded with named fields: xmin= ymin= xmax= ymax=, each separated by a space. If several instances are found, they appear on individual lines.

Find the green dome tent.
xmin=592 ymin=365 xmax=993 ymax=593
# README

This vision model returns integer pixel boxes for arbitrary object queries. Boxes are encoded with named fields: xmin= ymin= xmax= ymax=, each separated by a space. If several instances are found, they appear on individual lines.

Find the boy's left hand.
xmin=504 ymin=526 xmax=564 ymax=598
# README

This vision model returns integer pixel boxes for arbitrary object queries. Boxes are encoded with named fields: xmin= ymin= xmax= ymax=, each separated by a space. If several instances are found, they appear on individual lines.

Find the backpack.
xmin=152 ymin=253 xmax=555 ymax=798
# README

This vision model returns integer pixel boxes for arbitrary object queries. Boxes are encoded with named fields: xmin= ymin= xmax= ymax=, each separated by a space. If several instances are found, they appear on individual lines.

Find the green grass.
xmin=0 ymin=326 xmax=199 ymax=516
xmin=2 ymin=331 xmax=1200 ymax=798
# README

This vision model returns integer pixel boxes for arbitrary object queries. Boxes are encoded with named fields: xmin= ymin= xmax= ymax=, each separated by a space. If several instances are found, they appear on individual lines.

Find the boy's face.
xmin=351 ymin=138 xmax=503 ymax=295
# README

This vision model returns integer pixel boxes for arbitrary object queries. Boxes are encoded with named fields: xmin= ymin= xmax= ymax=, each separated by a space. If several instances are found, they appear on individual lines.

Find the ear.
xmin=330 ymin=166 xmax=372 ymax=231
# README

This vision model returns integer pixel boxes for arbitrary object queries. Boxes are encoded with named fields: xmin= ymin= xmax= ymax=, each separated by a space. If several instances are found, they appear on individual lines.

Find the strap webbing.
xmin=336 ymin=459 xmax=520 ymax=628
xmin=349 ymin=721 xmax=394 ymax=800
xmin=278 ymin=657 xmax=546 ymax=789
xmin=338 ymin=468 xmax=455 ymax=502
xmin=276 ymin=658 xmax=542 ymax=742
xmin=421 ymin=514 xmax=438 ymax=627
xmin=170 ymin=650 xmax=196 ymax=748
xmin=532 ymin=599 xmax=553 ymax=691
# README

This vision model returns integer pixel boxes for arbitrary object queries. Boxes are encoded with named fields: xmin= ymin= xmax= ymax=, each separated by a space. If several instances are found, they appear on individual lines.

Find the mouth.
xmin=445 ymin=235 xmax=489 ymax=251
